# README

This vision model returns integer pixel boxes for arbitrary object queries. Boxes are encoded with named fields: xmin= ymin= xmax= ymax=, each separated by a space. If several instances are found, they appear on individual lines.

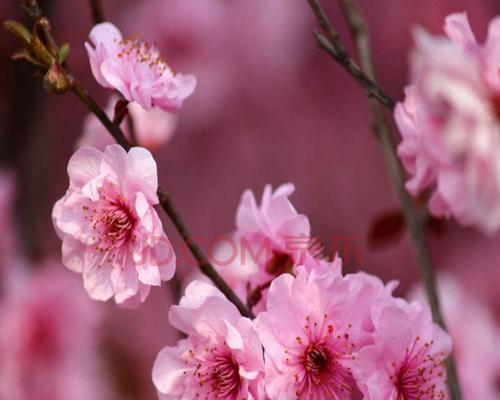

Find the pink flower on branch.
xmin=52 ymin=144 xmax=175 ymax=306
xmin=353 ymin=301 xmax=451 ymax=400
xmin=86 ymin=22 xmax=197 ymax=111
xmin=152 ymin=280 xmax=265 ymax=400
xmin=213 ymin=183 xmax=317 ymax=311
xmin=396 ymin=13 xmax=500 ymax=234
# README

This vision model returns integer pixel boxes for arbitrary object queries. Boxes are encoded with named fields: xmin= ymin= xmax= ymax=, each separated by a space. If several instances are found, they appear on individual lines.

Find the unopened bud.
xmin=43 ymin=63 xmax=71 ymax=94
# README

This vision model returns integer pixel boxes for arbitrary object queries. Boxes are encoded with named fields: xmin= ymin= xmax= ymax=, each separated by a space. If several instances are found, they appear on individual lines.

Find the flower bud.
xmin=43 ymin=63 xmax=71 ymax=94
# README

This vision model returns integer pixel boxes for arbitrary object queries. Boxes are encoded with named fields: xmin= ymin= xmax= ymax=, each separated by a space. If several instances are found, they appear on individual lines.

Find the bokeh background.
xmin=0 ymin=0 xmax=499 ymax=398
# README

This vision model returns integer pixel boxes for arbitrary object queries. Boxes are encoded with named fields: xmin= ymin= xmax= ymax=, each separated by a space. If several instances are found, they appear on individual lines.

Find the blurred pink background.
xmin=1 ymin=0 xmax=499 ymax=398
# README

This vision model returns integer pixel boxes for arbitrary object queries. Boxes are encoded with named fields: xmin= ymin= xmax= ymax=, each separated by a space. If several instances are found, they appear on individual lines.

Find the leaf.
xmin=4 ymin=20 xmax=32 ymax=48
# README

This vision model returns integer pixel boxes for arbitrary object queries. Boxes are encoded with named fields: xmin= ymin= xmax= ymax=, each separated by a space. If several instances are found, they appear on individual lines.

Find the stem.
xmin=157 ymin=187 xmax=253 ymax=318
xmin=71 ymin=81 xmax=131 ymax=150
xmin=306 ymin=0 xmax=395 ymax=111
xmin=307 ymin=0 xmax=462 ymax=398
xmin=89 ymin=0 xmax=104 ymax=24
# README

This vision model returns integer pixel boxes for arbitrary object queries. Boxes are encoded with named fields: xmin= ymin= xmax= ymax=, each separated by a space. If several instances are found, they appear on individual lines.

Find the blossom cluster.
xmin=153 ymin=259 xmax=451 ymax=399
xmin=150 ymin=185 xmax=451 ymax=399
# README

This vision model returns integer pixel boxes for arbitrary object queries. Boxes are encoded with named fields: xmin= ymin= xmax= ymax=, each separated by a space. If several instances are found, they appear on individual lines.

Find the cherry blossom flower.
xmin=78 ymin=95 xmax=178 ymax=152
xmin=254 ymin=265 xmax=395 ymax=399
xmin=86 ymin=22 xmax=196 ymax=112
xmin=212 ymin=183 xmax=316 ymax=312
xmin=353 ymin=299 xmax=451 ymax=400
xmin=52 ymin=144 xmax=175 ymax=306
xmin=152 ymin=280 xmax=265 ymax=399
xmin=410 ymin=274 xmax=500 ymax=400
xmin=0 ymin=263 xmax=108 ymax=400
xmin=396 ymin=13 xmax=500 ymax=234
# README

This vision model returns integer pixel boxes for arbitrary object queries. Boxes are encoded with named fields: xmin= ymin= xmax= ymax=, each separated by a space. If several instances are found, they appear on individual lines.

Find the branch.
xmin=312 ymin=0 xmax=462 ymax=398
xmin=306 ymin=0 xmax=395 ymax=111
xmin=89 ymin=0 xmax=104 ymax=24
xmin=15 ymin=0 xmax=253 ymax=319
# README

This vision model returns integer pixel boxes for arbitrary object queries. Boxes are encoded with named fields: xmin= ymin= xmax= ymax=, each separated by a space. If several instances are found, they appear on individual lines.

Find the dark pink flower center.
xmin=191 ymin=349 xmax=242 ymax=399
xmin=210 ymin=354 xmax=242 ymax=397
xmin=391 ymin=337 xmax=446 ymax=400
xmin=301 ymin=342 xmax=330 ymax=379
xmin=265 ymin=250 xmax=294 ymax=276
xmin=85 ymin=195 xmax=136 ymax=253
xmin=291 ymin=315 xmax=355 ymax=397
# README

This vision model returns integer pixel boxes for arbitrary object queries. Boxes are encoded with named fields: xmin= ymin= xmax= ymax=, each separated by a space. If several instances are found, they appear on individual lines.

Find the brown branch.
xmin=16 ymin=0 xmax=253 ymax=319
xmin=89 ymin=0 xmax=104 ymax=24
xmin=307 ymin=0 xmax=395 ymax=111
xmin=309 ymin=0 xmax=463 ymax=398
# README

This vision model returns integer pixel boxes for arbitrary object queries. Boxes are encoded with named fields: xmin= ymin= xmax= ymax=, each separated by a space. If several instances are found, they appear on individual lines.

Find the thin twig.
xmin=17 ymin=0 xmax=253 ymax=319
xmin=306 ymin=0 xmax=395 ymax=110
xmin=309 ymin=0 xmax=462 ymax=398
xmin=89 ymin=0 xmax=105 ymax=24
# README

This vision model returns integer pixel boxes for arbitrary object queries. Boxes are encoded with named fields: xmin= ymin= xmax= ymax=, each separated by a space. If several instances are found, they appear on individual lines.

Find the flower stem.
xmin=88 ymin=0 xmax=104 ymax=24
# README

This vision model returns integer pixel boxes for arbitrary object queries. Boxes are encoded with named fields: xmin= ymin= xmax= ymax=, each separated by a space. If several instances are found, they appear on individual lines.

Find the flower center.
xmin=265 ymin=250 xmax=294 ymax=276
xmin=117 ymin=35 xmax=171 ymax=77
xmin=210 ymin=354 xmax=242 ymax=397
xmin=303 ymin=342 xmax=329 ymax=376
xmin=291 ymin=315 xmax=355 ymax=397
xmin=85 ymin=196 xmax=136 ymax=253
xmin=391 ymin=337 xmax=446 ymax=400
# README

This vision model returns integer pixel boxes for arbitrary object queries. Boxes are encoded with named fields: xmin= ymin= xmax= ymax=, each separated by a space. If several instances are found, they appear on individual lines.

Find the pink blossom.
xmin=0 ymin=263 xmax=108 ymax=400
xmin=152 ymin=280 xmax=265 ymax=399
xmin=212 ymin=183 xmax=315 ymax=312
xmin=410 ymin=274 xmax=500 ymax=400
xmin=52 ymin=144 xmax=175 ymax=306
xmin=85 ymin=22 xmax=196 ymax=112
xmin=254 ymin=266 xmax=395 ymax=399
xmin=78 ymin=96 xmax=178 ymax=152
xmin=396 ymin=13 xmax=500 ymax=234
xmin=353 ymin=299 xmax=451 ymax=400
